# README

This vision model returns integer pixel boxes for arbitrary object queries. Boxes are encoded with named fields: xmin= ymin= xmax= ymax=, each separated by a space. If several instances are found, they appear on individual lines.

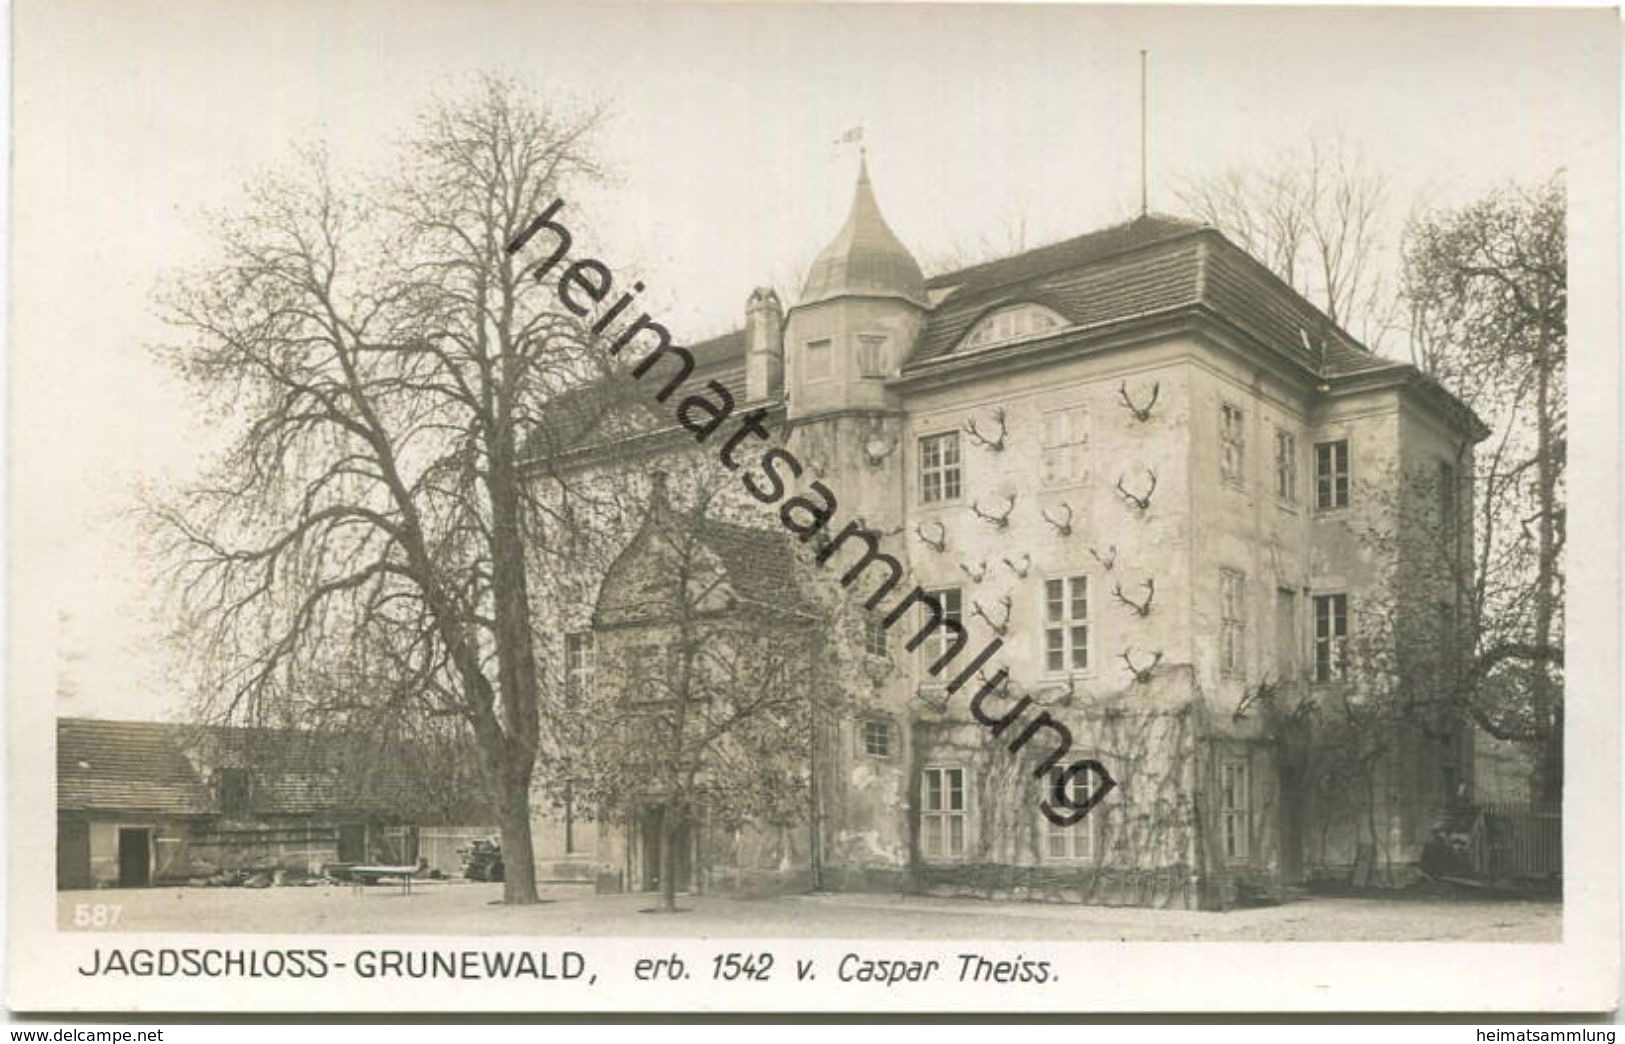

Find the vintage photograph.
xmin=9 ymin=0 xmax=1619 ymax=1014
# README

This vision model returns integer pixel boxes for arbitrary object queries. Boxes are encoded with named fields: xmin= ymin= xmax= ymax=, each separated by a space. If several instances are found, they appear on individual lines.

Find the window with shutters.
xmin=1040 ymin=405 xmax=1090 ymax=487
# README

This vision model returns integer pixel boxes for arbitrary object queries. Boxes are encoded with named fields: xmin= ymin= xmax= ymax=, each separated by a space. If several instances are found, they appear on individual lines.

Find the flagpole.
xmin=1140 ymin=49 xmax=1149 ymax=217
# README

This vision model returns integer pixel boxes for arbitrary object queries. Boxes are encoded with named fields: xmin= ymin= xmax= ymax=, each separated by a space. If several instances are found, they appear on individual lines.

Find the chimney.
xmin=744 ymin=287 xmax=785 ymax=403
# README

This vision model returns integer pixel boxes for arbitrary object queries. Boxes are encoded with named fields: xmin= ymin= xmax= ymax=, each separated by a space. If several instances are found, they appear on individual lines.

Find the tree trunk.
xmin=659 ymin=807 xmax=678 ymax=912
xmin=498 ymin=766 xmax=540 ymax=905
xmin=1531 ymin=344 xmax=1561 ymax=805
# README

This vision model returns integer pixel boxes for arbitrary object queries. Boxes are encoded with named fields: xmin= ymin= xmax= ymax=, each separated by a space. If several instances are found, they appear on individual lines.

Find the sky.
xmin=9 ymin=0 xmax=1617 ymax=722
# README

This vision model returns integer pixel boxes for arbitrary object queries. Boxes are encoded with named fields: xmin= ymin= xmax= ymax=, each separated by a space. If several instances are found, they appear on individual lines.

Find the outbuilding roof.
xmin=57 ymin=717 xmax=213 ymax=816
xmin=56 ymin=717 xmax=484 ymax=821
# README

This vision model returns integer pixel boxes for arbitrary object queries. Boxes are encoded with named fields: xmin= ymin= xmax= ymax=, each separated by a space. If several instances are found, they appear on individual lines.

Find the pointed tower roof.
xmin=799 ymin=155 xmax=928 ymax=308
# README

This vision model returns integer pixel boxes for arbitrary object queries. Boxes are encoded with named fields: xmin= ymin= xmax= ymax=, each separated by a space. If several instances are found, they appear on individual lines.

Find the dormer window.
xmin=959 ymin=303 xmax=1065 ymax=352
xmin=216 ymin=767 xmax=252 ymax=816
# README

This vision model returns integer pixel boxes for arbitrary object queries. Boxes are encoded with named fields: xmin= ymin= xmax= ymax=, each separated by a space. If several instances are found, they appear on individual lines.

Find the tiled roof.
xmin=57 ymin=718 xmax=213 ymax=815
xmin=56 ymin=717 xmax=474 ymax=820
xmin=925 ymin=213 xmax=1204 ymax=298
xmin=525 ymin=212 xmax=1464 ymax=461
xmin=801 ymin=158 xmax=928 ymax=308
xmin=694 ymin=517 xmax=814 ymax=614
xmin=524 ymin=328 xmax=754 ymax=461
xmin=909 ymin=213 xmax=1398 ymax=378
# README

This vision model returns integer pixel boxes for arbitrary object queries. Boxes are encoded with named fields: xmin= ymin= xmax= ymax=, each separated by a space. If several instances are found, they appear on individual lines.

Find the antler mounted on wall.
xmin=1115 ymin=468 xmax=1158 ymax=512
xmin=1040 ymin=502 xmax=1073 ymax=536
xmin=958 ymin=558 xmax=988 ymax=584
xmin=971 ymin=593 xmax=1013 ymax=636
xmin=1116 ymin=379 xmax=1161 ymax=422
xmin=1119 ymin=648 xmax=1164 ymax=684
xmin=970 ymin=494 xmax=1016 ymax=529
xmin=914 ymin=521 xmax=948 ymax=553
xmin=1112 ymin=578 xmax=1156 ymax=617
xmin=1089 ymin=544 xmax=1118 ymax=571
xmin=854 ymin=515 xmax=904 ymax=538
xmin=1002 ymin=553 xmax=1030 ymax=578
xmin=962 ymin=406 xmax=1008 ymax=452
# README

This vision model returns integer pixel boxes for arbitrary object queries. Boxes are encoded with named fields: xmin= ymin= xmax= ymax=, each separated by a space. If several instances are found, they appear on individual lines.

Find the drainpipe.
xmin=808 ymin=626 xmax=824 ymax=892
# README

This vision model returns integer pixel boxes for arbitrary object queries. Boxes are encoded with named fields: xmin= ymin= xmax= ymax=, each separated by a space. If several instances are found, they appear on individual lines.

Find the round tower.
xmin=784 ymin=155 xmax=928 ymax=421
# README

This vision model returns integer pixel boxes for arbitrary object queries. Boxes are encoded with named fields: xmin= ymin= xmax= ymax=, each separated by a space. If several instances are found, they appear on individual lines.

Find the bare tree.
xmin=1177 ymin=136 xmax=1399 ymax=350
xmin=567 ymin=471 xmax=828 ymax=912
xmin=1399 ymin=176 xmax=1566 ymax=802
xmin=149 ymin=78 xmax=606 ymax=903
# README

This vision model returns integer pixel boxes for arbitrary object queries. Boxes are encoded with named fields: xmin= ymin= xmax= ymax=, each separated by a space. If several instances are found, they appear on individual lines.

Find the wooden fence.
xmin=1475 ymin=802 xmax=1561 ymax=880
xmin=417 ymin=827 xmax=498 ymax=876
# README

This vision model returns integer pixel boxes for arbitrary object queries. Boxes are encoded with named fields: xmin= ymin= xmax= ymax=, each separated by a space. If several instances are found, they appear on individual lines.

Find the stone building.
xmin=56 ymin=717 xmax=491 ymax=887
xmin=522 ymin=158 xmax=1485 ymax=908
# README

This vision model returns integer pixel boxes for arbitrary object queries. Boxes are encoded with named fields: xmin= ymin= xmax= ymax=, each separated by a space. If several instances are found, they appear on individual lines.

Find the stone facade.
xmin=523 ymin=160 xmax=1484 ymax=908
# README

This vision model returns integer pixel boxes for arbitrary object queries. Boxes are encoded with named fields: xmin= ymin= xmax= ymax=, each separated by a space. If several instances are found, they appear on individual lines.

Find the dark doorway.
xmin=1278 ymin=767 xmax=1306 ymax=884
xmin=637 ymin=806 xmax=692 ymax=893
xmin=337 ymin=823 xmax=367 ymax=863
xmin=116 ymin=828 xmax=152 ymax=888
xmin=57 ymin=820 xmax=91 ymax=889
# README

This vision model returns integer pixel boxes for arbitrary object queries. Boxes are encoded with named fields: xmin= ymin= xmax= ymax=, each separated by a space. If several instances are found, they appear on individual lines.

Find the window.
xmin=1315 ymin=439 xmax=1350 ymax=510
xmin=921 ymin=766 xmax=967 ymax=858
xmin=217 ymin=768 xmax=252 ymax=817
xmin=1043 ymin=575 xmax=1090 ymax=674
xmin=1040 ymin=405 xmax=1090 ymax=487
xmin=624 ymin=642 xmax=677 ymax=703
xmin=1220 ymin=569 xmax=1246 ymax=677
xmin=918 ymin=431 xmax=963 ymax=503
xmin=805 ymin=338 xmax=832 ymax=382
xmin=920 ymin=588 xmax=963 ymax=673
xmin=861 ymin=719 xmax=893 ymax=758
xmin=562 ymin=780 xmax=591 ymax=855
xmin=961 ymin=303 xmax=1064 ymax=351
xmin=1043 ymin=768 xmax=1096 ymax=860
xmin=1438 ymin=460 xmax=1458 ymax=531
xmin=1274 ymin=428 xmax=1298 ymax=504
xmin=1220 ymin=403 xmax=1246 ymax=485
xmin=565 ymin=631 xmax=595 ymax=702
xmin=1218 ymin=759 xmax=1250 ymax=860
xmin=857 ymin=334 xmax=889 ymax=378
xmin=1313 ymin=593 xmax=1350 ymax=682
xmin=864 ymin=617 xmax=889 ymax=658
xmin=1274 ymin=588 xmax=1299 ymax=680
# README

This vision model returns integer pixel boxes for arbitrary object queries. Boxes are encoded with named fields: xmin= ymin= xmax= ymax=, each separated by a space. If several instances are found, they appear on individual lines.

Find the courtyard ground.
xmin=58 ymin=881 xmax=1560 ymax=941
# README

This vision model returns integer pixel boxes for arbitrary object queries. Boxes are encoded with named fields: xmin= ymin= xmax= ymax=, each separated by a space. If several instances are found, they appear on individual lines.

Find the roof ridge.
xmin=925 ymin=212 xmax=1207 ymax=291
